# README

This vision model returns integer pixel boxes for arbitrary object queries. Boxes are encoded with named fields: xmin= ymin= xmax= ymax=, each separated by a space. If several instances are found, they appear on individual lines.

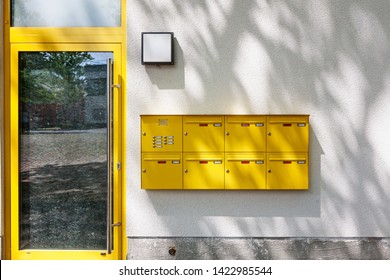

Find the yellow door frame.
xmin=3 ymin=0 xmax=127 ymax=260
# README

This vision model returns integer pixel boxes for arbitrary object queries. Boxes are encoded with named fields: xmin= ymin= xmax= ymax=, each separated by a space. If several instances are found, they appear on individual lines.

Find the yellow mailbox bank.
xmin=141 ymin=115 xmax=309 ymax=190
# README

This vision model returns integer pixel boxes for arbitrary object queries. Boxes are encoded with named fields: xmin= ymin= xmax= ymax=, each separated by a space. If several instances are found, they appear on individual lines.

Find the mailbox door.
xmin=141 ymin=115 xmax=183 ymax=152
xmin=225 ymin=115 xmax=266 ymax=152
xmin=267 ymin=153 xmax=309 ymax=190
xmin=225 ymin=153 xmax=266 ymax=190
xmin=267 ymin=115 xmax=309 ymax=152
xmin=142 ymin=153 xmax=182 ymax=189
xmin=183 ymin=153 xmax=224 ymax=189
xmin=183 ymin=116 xmax=224 ymax=152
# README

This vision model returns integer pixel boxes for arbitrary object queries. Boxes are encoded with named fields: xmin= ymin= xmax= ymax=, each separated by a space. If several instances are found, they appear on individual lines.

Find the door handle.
xmin=112 ymin=222 xmax=121 ymax=227
xmin=106 ymin=58 xmax=114 ymax=254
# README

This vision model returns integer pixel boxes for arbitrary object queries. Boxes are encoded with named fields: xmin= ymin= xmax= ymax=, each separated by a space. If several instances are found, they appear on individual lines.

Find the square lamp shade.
xmin=141 ymin=32 xmax=174 ymax=65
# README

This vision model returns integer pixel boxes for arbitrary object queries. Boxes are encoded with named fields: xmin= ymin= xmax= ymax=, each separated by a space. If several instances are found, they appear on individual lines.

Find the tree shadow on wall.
xmin=133 ymin=0 xmax=390 ymax=259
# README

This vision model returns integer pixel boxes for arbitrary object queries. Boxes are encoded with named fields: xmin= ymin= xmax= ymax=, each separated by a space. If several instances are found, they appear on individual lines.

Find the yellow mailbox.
xmin=225 ymin=153 xmax=266 ymax=190
xmin=141 ymin=115 xmax=183 ymax=152
xmin=225 ymin=115 xmax=267 ymax=152
xmin=267 ymin=153 xmax=309 ymax=190
xmin=267 ymin=115 xmax=309 ymax=152
xmin=142 ymin=153 xmax=182 ymax=189
xmin=183 ymin=115 xmax=224 ymax=152
xmin=183 ymin=153 xmax=224 ymax=189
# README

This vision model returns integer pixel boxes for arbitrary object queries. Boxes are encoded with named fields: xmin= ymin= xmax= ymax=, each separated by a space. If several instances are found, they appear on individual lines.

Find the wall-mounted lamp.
xmin=141 ymin=32 xmax=174 ymax=65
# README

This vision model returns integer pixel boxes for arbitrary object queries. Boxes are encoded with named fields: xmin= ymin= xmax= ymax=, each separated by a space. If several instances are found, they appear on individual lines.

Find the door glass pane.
xmin=12 ymin=0 xmax=121 ymax=27
xmin=19 ymin=51 xmax=113 ymax=250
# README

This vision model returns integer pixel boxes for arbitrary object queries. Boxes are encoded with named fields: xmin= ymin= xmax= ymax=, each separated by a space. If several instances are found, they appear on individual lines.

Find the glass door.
xmin=10 ymin=44 xmax=123 ymax=260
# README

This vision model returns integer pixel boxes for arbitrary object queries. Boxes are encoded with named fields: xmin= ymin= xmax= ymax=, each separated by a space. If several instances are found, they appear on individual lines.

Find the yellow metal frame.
xmin=3 ymin=0 xmax=127 ymax=260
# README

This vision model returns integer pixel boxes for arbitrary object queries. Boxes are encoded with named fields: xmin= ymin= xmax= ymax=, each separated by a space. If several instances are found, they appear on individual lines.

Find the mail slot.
xmin=141 ymin=115 xmax=182 ymax=152
xmin=225 ymin=115 xmax=266 ymax=152
xmin=267 ymin=153 xmax=309 ymax=190
xmin=267 ymin=115 xmax=309 ymax=152
xmin=183 ymin=115 xmax=224 ymax=152
xmin=141 ymin=153 xmax=182 ymax=189
xmin=183 ymin=153 xmax=224 ymax=189
xmin=225 ymin=153 xmax=266 ymax=190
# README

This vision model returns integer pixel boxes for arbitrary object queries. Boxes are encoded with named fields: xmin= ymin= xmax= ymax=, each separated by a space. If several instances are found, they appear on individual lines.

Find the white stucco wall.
xmin=126 ymin=0 xmax=390 ymax=237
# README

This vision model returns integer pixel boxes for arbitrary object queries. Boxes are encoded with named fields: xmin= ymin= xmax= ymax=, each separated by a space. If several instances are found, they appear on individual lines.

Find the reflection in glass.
xmin=19 ymin=52 xmax=113 ymax=250
xmin=12 ymin=0 xmax=121 ymax=27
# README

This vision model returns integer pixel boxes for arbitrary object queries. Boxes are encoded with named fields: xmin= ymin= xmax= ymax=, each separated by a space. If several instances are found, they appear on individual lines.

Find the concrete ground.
xmin=127 ymin=237 xmax=390 ymax=260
